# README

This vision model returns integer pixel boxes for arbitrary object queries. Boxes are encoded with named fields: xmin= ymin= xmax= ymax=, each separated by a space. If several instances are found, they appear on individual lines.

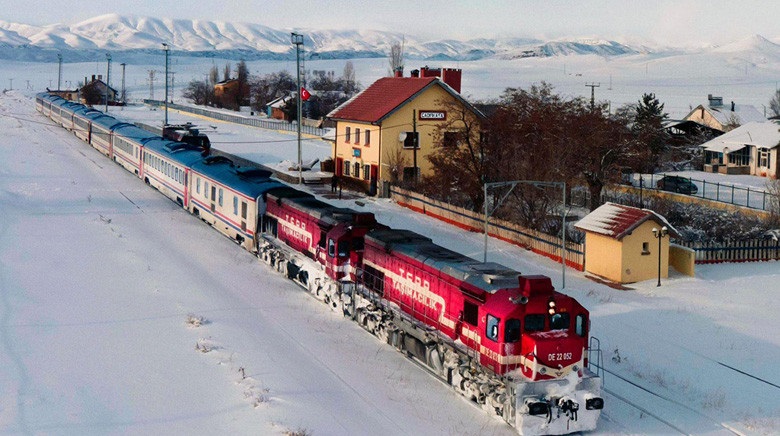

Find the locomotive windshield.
xmin=525 ymin=314 xmax=545 ymax=332
xmin=550 ymin=312 xmax=571 ymax=330
xmin=505 ymin=319 xmax=521 ymax=343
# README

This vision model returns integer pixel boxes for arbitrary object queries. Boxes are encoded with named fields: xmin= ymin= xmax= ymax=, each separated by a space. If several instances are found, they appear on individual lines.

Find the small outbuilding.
xmin=575 ymin=202 xmax=679 ymax=284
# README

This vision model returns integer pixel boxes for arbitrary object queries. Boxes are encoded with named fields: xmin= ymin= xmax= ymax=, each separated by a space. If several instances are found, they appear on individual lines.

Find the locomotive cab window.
xmin=486 ymin=314 xmax=500 ymax=342
xmin=462 ymin=300 xmax=478 ymax=327
xmin=328 ymin=238 xmax=336 ymax=257
xmin=337 ymin=240 xmax=350 ymax=258
xmin=318 ymin=231 xmax=327 ymax=249
xmin=576 ymin=314 xmax=587 ymax=337
xmin=525 ymin=314 xmax=545 ymax=332
xmin=550 ymin=312 xmax=570 ymax=330
xmin=505 ymin=318 xmax=521 ymax=343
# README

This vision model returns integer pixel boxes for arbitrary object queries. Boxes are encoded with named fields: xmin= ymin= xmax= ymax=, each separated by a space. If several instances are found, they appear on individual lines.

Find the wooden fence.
xmin=389 ymin=187 xmax=585 ymax=271
xmin=678 ymin=239 xmax=780 ymax=264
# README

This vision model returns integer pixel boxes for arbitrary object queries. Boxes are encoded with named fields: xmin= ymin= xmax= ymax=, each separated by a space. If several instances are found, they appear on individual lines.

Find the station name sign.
xmin=418 ymin=110 xmax=446 ymax=120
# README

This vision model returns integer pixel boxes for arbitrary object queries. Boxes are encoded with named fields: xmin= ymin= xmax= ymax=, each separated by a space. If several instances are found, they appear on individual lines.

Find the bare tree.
xmin=182 ymin=79 xmax=213 ymax=105
xmin=770 ymin=89 xmax=780 ymax=118
xmin=209 ymin=64 xmax=219 ymax=86
xmin=223 ymin=62 xmax=232 ymax=82
xmin=388 ymin=38 xmax=404 ymax=76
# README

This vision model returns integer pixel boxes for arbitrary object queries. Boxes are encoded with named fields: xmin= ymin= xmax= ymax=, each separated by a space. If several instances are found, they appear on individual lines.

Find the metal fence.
xmin=389 ymin=186 xmax=585 ymax=271
xmin=142 ymin=99 xmax=328 ymax=137
xmin=677 ymin=239 xmax=780 ymax=263
xmin=629 ymin=173 xmax=778 ymax=212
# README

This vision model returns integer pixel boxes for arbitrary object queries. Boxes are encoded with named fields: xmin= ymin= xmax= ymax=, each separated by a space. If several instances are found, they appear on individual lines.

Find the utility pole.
xmin=120 ymin=63 xmax=126 ymax=105
xmin=57 ymin=53 xmax=63 ymax=90
xmin=412 ymin=109 xmax=418 ymax=184
xmin=148 ymin=70 xmax=156 ymax=101
xmin=586 ymin=82 xmax=600 ymax=111
xmin=105 ymin=53 xmax=111 ymax=112
xmin=162 ymin=43 xmax=170 ymax=126
xmin=292 ymin=32 xmax=304 ymax=185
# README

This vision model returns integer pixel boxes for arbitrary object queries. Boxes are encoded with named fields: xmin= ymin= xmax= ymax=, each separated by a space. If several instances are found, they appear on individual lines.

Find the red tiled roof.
xmin=328 ymin=77 xmax=438 ymax=123
xmin=574 ymin=202 xmax=678 ymax=240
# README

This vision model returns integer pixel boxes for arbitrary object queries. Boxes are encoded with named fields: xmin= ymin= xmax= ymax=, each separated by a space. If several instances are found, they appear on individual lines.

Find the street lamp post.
xmin=162 ymin=43 xmax=170 ymax=126
xmin=652 ymin=226 xmax=668 ymax=287
xmin=639 ymin=174 xmax=644 ymax=208
xmin=291 ymin=32 xmax=304 ymax=185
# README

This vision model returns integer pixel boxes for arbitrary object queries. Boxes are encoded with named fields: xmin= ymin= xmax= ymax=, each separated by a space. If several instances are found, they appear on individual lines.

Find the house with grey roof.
xmin=699 ymin=121 xmax=780 ymax=177
xmin=683 ymin=94 xmax=765 ymax=133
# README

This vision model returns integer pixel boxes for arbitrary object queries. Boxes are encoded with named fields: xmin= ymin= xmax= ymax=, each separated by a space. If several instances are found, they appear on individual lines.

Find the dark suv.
xmin=656 ymin=176 xmax=698 ymax=195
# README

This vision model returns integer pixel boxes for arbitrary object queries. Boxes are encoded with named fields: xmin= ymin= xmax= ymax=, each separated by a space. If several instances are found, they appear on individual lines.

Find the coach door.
xmin=210 ymin=185 xmax=217 ymax=212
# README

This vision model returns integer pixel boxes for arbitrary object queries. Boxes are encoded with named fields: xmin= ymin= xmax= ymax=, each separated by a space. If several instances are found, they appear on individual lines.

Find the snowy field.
xmin=2 ymin=52 xmax=780 ymax=435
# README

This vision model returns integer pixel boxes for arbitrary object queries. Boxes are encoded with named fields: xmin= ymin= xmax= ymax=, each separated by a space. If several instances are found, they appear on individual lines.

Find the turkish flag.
xmin=301 ymin=87 xmax=311 ymax=101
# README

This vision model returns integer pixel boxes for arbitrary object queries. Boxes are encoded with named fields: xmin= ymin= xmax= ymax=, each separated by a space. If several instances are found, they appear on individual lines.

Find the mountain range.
xmin=1 ymin=14 xmax=780 ymax=64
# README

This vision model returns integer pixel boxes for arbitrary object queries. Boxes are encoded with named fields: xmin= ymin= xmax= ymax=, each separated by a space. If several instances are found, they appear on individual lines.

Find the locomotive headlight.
xmin=524 ymin=399 xmax=549 ymax=416
xmin=548 ymin=308 xmax=556 ymax=315
xmin=585 ymin=397 xmax=604 ymax=410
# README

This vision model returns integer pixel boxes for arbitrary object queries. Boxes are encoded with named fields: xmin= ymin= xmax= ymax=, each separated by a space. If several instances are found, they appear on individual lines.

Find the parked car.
xmin=656 ymin=176 xmax=698 ymax=195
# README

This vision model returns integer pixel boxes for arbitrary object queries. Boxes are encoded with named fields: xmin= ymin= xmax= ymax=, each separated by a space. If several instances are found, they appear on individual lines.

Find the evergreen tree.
xmin=633 ymin=92 xmax=670 ymax=171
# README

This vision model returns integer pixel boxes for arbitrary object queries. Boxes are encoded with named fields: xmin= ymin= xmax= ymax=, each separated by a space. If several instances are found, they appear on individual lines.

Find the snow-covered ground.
xmin=2 ymin=71 xmax=780 ymax=434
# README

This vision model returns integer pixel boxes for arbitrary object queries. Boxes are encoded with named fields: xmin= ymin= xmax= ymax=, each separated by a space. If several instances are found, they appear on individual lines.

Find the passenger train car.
xmin=35 ymin=92 xmax=603 ymax=435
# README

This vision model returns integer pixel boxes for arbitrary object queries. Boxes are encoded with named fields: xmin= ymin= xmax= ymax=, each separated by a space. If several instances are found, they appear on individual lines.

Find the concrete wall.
xmin=670 ymin=244 xmax=696 ymax=276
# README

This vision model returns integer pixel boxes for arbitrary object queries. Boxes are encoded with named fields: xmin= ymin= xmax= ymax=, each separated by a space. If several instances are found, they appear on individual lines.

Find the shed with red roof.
xmin=575 ymin=202 xmax=679 ymax=284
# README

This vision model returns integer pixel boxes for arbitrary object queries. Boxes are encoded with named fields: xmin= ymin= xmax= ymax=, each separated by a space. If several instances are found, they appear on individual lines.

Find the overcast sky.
xmin=4 ymin=0 xmax=779 ymax=47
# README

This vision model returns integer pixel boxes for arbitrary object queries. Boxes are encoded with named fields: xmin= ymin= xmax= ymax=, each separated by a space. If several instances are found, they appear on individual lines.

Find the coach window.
xmin=525 ymin=314 xmax=545 ymax=332
xmin=550 ymin=312 xmax=570 ymax=330
xmin=233 ymin=196 xmax=238 ymax=215
xmin=196 ymin=178 xmax=201 ymax=194
xmin=211 ymin=186 xmax=216 ymax=202
xmin=486 ymin=314 xmax=500 ymax=342
xmin=505 ymin=318 xmax=521 ymax=343
xmin=241 ymin=201 xmax=247 ymax=219
xmin=218 ymin=188 xmax=224 ymax=206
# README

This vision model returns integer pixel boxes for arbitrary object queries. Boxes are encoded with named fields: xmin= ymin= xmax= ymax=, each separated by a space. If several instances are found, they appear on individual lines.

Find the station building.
xmin=327 ymin=67 xmax=483 ymax=194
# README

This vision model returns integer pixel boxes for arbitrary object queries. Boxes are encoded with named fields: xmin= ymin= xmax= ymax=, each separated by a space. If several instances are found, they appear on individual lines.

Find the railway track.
xmin=595 ymin=364 xmax=747 ymax=435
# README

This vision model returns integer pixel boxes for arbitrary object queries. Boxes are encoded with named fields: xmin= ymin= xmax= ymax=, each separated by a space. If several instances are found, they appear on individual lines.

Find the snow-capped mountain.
xmin=0 ymin=13 xmax=648 ymax=62
xmin=1 ymin=14 xmax=780 ymax=65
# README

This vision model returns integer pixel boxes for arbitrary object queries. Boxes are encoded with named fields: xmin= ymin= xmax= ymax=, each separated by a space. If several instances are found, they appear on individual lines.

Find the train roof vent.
xmin=519 ymin=275 xmax=554 ymax=297
xmin=236 ymin=167 xmax=272 ymax=179
xmin=203 ymin=155 xmax=234 ymax=166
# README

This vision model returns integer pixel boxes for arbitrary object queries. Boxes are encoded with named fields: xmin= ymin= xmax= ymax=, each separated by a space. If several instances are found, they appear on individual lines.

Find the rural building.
xmin=699 ymin=121 xmax=780 ymax=178
xmin=327 ymin=67 xmax=483 ymax=194
xmin=266 ymin=94 xmax=293 ymax=120
xmin=683 ymin=94 xmax=765 ymax=133
xmin=575 ymin=203 xmax=679 ymax=284
xmin=214 ymin=78 xmax=249 ymax=106
xmin=80 ymin=75 xmax=118 ymax=105
xmin=46 ymin=88 xmax=80 ymax=101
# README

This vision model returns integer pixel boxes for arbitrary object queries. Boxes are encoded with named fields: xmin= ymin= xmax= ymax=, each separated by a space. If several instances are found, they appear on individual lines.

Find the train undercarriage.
xmin=256 ymin=237 xmax=603 ymax=435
